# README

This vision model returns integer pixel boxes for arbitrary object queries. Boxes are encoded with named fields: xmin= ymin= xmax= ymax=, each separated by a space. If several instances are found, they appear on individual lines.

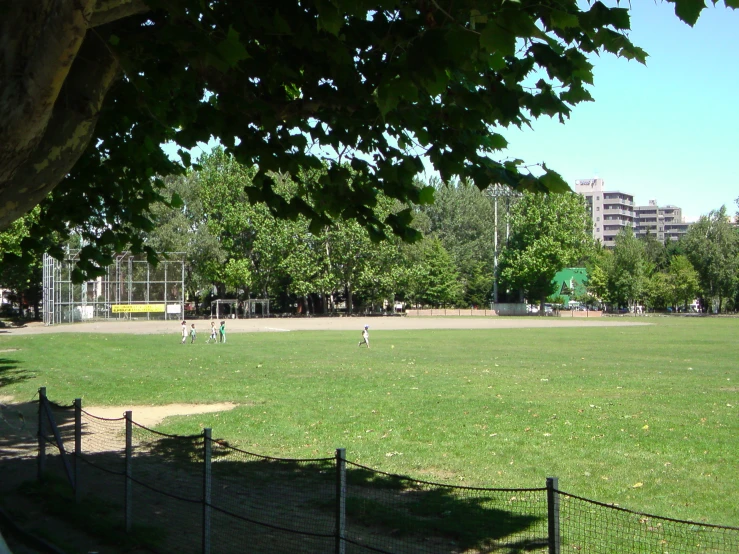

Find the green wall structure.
xmin=552 ymin=267 xmax=587 ymax=305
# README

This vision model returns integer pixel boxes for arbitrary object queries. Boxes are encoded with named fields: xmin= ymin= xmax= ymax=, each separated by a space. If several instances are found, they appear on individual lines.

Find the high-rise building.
xmin=574 ymin=178 xmax=634 ymax=248
xmin=574 ymin=179 xmax=691 ymax=245
xmin=634 ymin=200 xmax=691 ymax=242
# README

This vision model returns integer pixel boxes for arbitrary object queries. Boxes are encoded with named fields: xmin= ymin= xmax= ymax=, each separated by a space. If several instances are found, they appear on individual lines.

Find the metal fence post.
xmin=125 ymin=411 xmax=133 ymax=533
xmin=37 ymin=387 xmax=46 ymax=480
xmin=546 ymin=477 xmax=561 ymax=554
xmin=74 ymin=398 xmax=82 ymax=504
xmin=335 ymin=448 xmax=346 ymax=554
xmin=203 ymin=428 xmax=212 ymax=554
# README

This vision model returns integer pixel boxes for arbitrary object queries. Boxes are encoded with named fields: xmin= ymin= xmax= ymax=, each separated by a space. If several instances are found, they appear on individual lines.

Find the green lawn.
xmin=1 ymin=317 xmax=737 ymax=527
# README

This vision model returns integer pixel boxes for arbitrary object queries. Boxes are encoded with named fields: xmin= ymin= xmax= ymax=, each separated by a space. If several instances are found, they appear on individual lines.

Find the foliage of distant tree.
xmin=610 ymin=228 xmax=650 ymax=310
xmin=420 ymin=178 xmax=498 ymax=306
xmin=0 ymin=209 xmax=43 ymax=319
xmin=589 ymin=230 xmax=706 ymax=313
xmin=683 ymin=206 xmax=739 ymax=312
xmin=499 ymin=192 xmax=593 ymax=308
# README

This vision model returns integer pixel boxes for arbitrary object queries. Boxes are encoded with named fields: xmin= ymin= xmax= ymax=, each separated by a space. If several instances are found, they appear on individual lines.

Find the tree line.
xmin=2 ymin=149 xmax=738 ymax=317
xmin=587 ymin=206 xmax=739 ymax=314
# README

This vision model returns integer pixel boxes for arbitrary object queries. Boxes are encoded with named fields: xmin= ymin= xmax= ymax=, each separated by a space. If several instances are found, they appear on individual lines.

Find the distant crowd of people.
xmin=181 ymin=320 xmax=226 ymax=344
xmin=178 ymin=320 xmax=373 ymax=349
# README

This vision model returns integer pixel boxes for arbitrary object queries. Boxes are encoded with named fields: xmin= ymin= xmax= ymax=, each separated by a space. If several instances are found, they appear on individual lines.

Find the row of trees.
xmin=143 ymin=149 xmax=466 ymax=314
xmin=137 ymin=148 xmax=602 ymax=314
xmin=2 ymin=148 xmax=739 ymax=316
xmin=588 ymin=206 xmax=739 ymax=313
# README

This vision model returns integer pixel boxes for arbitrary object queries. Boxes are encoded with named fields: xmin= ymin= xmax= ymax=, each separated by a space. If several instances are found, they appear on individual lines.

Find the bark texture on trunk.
xmin=0 ymin=0 xmax=148 ymax=230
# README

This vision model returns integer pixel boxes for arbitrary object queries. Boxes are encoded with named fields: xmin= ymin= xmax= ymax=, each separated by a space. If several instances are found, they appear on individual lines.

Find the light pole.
xmin=485 ymin=184 xmax=522 ymax=305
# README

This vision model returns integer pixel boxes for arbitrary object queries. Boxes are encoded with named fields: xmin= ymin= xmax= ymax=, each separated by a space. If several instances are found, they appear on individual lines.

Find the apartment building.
xmin=574 ymin=178 xmax=634 ymax=248
xmin=634 ymin=200 xmax=691 ymax=242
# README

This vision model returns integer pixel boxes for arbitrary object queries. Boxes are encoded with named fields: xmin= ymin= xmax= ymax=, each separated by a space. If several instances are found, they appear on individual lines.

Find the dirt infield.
xmin=4 ymin=315 xmax=648 ymax=335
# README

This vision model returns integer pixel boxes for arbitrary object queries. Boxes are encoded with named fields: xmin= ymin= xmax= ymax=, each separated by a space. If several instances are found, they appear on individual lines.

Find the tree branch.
xmin=90 ymin=0 xmax=150 ymax=27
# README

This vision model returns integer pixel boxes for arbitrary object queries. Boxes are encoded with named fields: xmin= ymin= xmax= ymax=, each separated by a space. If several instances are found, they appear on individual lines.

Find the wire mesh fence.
xmin=36 ymin=389 xmax=739 ymax=554
xmin=209 ymin=441 xmax=336 ymax=553
xmin=342 ymin=460 xmax=549 ymax=554
xmin=42 ymin=251 xmax=186 ymax=325
xmin=557 ymin=490 xmax=739 ymax=553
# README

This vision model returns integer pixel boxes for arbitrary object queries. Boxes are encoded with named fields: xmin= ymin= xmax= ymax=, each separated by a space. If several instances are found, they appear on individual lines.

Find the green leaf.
xmin=315 ymin=0 xmax=343 ymax=35
xmin=549 ymin=10 xmax=579 ymax=30
xmin=374 ymin=76 xmax=418 ymax=118
xmin=422 ymin=68 xmax=449 ymax=97
xmin=178 ymin=149 xmax=192 ymax=168
xmin=109 ymin=34 xmax=120 ymax=46
xmin=539 ymin=168 xmax=570 ymax=194
xmin=273 ymin=11 xmax=292 ymax=35
xmin=169 ymin=192 xmax=184 ymax=209
xmin=417 ymin=186 xmax=435 ymax=205
xmin=444 ymin=28 xmax=479 ymax=63
xmin=670 ymin=0 xmax=706 ymax=26
xmin=482 ymin=133 xmax=508 ymax=150
xmin=216 ymin=26 xmax=250 ymax=68
xmin=470 ymin=9 xmax=488 ymax=26
xmin=480 ymin=23 xmax=515 ymax=57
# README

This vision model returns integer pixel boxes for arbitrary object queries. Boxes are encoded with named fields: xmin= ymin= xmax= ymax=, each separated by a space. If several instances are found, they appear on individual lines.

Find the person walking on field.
xmin=181 ymin=320 xmax=187 ymax=344
xmin=206 ymin=321 xmax=217 ymax=343
xmin=219 ymin=320 xmax=226 ymax=343
xmin=358 ymin=324 xmax=370 ymax=349
xmin=190 ymin=323 xmax=197 ymax=344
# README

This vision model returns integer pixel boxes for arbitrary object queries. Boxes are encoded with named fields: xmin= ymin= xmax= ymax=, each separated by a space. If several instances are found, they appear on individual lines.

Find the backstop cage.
xmin=42 ymin=251 xmax=186 ymax=326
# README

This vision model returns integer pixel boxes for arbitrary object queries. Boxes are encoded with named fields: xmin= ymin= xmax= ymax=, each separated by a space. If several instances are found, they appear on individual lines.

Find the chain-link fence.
xmin=37 ymin=389 xmax=739 ymax=554
xmin=42 ymin=251 xmax=186 ymax=325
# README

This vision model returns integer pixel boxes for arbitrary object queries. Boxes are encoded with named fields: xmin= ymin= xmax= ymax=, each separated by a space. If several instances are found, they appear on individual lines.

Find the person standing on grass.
xmin=207 ymin=321 xmax=217 ymax=343
xmin=190 ymin=323 xmax=197 ymax=344
xmin=358 ymin=324 xmax=370 ymax=349
xmin=219 ymin=320 xmax=226 ymax=343
xmin=181 ymin=320 xmax=187 ymax=344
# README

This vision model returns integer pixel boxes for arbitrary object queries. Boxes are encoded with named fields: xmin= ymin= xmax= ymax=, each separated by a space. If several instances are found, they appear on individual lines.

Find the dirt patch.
xmin=2 ymin=315 xmax=649 ymax=335
xmin=0 ymin=395 xmax=238 ymax=430
xmin=83 ymin=402 xmax=238 ymax=427
xmin=0 ymin=398 xmax=240 ymax=553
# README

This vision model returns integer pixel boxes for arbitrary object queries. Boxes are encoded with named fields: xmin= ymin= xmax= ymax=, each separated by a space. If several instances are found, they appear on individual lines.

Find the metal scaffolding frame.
xmin=245 ymin=298 xmax=270 ymax=318
xmin=211 ymin=299 xmax=239 ymax=320
xmin=42 ymin=251 xmax=186 ymax=325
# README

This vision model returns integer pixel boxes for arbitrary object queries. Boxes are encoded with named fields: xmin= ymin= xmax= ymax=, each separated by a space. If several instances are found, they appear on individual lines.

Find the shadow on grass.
xmin=15 ymin=476 xmax=163 ymax=551
xmin=0 ymin=357 xmax=24 ymax=388
xmin=3 ymin=402 xmax=548 ymax=554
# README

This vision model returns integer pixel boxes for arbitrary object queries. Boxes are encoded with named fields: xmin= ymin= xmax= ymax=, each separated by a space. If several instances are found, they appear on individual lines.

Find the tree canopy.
xmin=498 ymin=191 xmax=593 ymax=306
xmin=683 ymin=206 xmax=739 ymax=312
xmin=2 ymin=0 xmax=736 ymax=274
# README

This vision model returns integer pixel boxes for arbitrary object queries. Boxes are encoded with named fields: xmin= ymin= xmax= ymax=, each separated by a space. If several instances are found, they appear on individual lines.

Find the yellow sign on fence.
xmin=111 ymin=304 xmax=166 ymax=313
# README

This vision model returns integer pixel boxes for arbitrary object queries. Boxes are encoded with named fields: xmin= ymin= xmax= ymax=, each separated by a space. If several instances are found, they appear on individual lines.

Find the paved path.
xmin=2 ymin=316 xmax=648 ymax=335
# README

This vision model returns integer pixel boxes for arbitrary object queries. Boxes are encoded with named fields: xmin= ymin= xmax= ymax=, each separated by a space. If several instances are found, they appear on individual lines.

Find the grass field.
xmin=1 ymin=317 xmax=737 ymax=527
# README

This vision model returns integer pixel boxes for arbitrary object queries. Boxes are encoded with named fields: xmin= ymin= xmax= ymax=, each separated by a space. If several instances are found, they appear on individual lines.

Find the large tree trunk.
xmin=346 ymin=283 xmax=353 ymax=314
xmin=0 ymin=0 xmax=148 ymax=230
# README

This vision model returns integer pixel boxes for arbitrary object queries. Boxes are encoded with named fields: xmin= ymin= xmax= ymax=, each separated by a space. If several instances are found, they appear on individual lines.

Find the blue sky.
xmin=171 ymin=3 xmax=738 ymax=222
xmin=500 ymin=2 xmax=739 ymax=221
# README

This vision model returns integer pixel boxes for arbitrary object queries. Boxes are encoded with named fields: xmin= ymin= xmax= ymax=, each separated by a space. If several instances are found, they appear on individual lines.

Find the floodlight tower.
xmin=485 ymin=184 xmax=522 ymax=304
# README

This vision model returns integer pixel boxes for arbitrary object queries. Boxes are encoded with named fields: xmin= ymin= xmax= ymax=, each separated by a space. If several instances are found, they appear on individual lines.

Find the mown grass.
xmin=1 ymin=317 xmax=737 ymax=527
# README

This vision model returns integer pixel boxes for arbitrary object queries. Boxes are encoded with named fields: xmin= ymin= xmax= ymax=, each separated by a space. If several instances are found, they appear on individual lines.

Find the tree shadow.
xmin=0 ymin=394 xmax=37 ymax=469
xmin=0 ymin=357 xmax=26 ymax=388
xmin=2 ymin=405 xmax=549 ymax=554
